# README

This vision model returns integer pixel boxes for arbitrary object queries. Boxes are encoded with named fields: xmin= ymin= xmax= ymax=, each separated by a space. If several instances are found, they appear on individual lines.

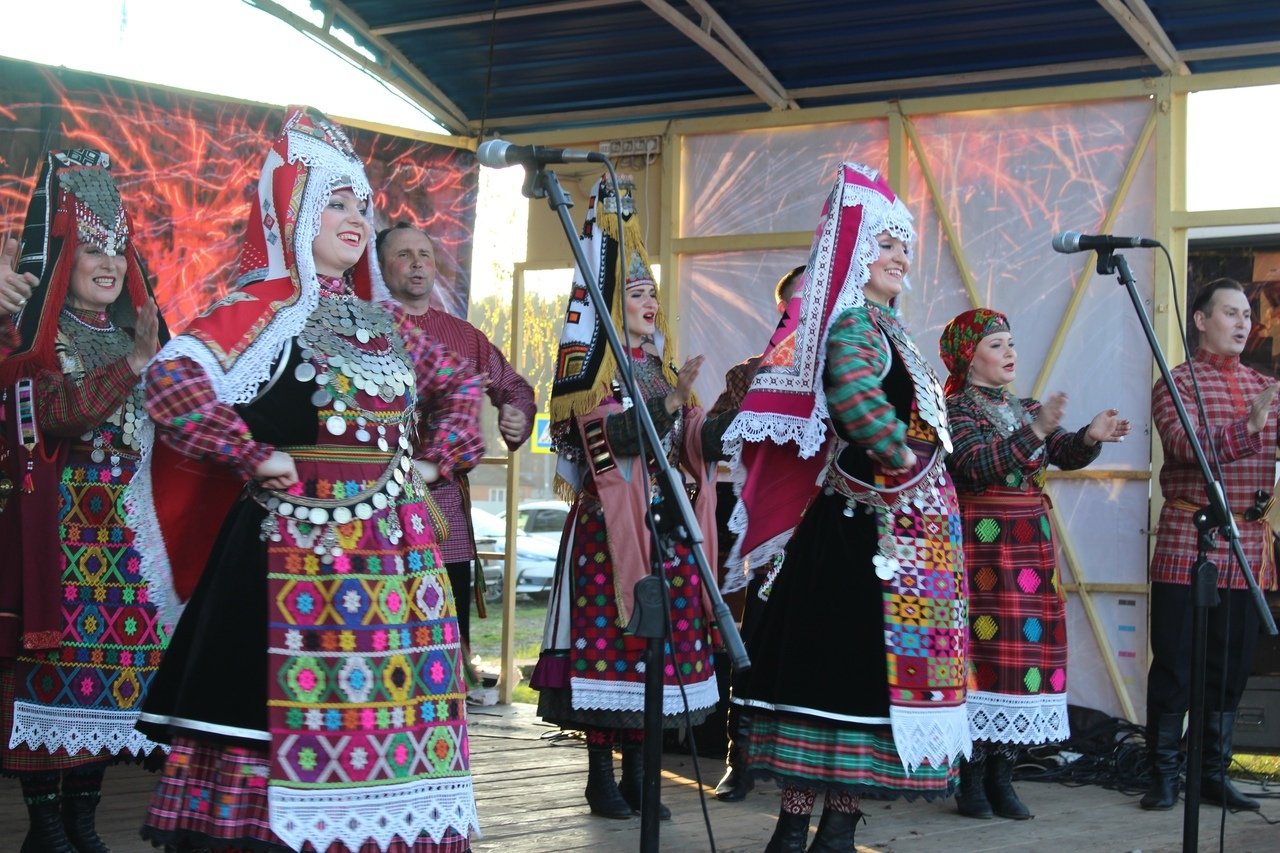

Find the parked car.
xmin=470 ymin=506 xmax=560 ymax=600
xmin=501 ymin=499 xmax=570 ymax=544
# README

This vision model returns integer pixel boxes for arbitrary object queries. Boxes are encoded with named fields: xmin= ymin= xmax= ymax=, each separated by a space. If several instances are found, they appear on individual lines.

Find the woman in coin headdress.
xmin=532 ymin=176 xmax=733 ymax=821
xmin=0 ymin=150 xmax=166 ymax=853
xmin=940 ymin=307 xmax=1128 ymax=821
xmin=127 ymin=107 xmax=483 ymax=853
xmin=724 ymin=163 xmax=970 ymax=853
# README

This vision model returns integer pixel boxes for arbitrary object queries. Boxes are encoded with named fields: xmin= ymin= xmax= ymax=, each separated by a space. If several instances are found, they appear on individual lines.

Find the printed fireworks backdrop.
xmin=0 ymin=57 xmax=477 ymax=331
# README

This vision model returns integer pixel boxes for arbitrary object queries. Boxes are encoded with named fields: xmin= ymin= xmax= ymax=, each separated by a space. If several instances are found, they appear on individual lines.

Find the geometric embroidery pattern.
xmin=10 ymin=430 xmax=166 ymax=759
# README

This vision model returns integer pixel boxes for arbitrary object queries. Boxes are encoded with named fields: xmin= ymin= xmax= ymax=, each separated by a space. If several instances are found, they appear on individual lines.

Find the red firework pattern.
xmin=0 ymin=58 xmax=477 ymax=331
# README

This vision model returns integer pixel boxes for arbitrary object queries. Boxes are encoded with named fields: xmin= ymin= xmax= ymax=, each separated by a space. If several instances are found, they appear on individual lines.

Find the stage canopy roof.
xmin=276 ymin=0 xmax=1280 ymax=135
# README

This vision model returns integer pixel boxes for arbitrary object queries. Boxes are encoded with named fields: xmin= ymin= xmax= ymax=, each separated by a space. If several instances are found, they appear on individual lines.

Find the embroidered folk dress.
xmin=136 ymin=276 xmax=483 ymax=853
xmin=735 ymin=304 xmax=967 ymax=800
xmin=2 ymin=307 xmax=166 ymax=773
xmin=535 ymin=350 xmax=730 ymax=730
xmin=945 ymin=384 xmax=1099 ymax=747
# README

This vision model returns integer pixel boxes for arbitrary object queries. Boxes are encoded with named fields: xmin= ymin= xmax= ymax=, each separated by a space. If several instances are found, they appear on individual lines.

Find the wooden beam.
xmin=1097 ymin=0 xmax=1190 ymax=75
xmin=684 ymin=0 xmax=799 ymax=109
xmin=639 ymin=0 xmax=792 ymax=110
xmin=283 ymin=0 xmax=472 ymax=133
xmin=791 ymin=56 xmax=1153 ymax=101
xmin=370 ymin=0 xmax=633 ymax=36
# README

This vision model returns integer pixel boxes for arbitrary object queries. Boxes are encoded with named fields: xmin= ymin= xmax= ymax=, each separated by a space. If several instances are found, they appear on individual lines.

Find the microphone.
xmin=476 ymin=139 xmax=607 ymax=169
xmin=1052 ymin=230 xmax=1161 ymax=254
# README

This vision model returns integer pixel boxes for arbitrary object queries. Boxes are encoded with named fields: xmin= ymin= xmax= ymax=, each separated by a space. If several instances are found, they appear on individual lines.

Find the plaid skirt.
xmin=141 ymin=737 xmax=472 ymax=853
xmin=960 ymin=488 xmax=1070 ymax=745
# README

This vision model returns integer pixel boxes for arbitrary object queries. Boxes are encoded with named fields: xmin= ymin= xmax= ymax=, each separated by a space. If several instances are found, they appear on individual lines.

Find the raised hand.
xmin=1033 ymin=391 xmax=1068 ymax=440
xmin=127 ymin=299 xmax=160 ymax=374
xmin=254 ymin=451 xmax=299 ymax=491
xmin=1085 ymin=408 xmax=1132 ymax=445
xmin=665 ymin=354 xmax=705 ymax=413
xmin=0 ymin=238 xmax=38 ymax=314
xmin=1247 ymin=383 xmax=1278 ymax=435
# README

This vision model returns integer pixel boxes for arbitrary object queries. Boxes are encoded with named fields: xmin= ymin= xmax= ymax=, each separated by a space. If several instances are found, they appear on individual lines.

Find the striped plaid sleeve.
xmin=945 ymin=392 xmax=1045 ymax=487
xmin=35 ymin=356 xmax=140 ymax=437
xmin=824 ymin=306 xmax=909 ymax=468
xmin=478 ymin=332 xmax=536 ymax=450
xmin=144 ymin=355 xmax=273 ymax=478
xmin=1153 ymin=369 xmax=1260 ymax=465
xmin=404 ymin=333 xmax=485 ymax=480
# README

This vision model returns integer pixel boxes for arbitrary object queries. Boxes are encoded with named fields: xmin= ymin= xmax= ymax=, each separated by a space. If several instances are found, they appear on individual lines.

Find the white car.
xmin=501 ymin=500 xmax=570 ymax=544
xmin=470 ymin=506 xmax=561 ymax=600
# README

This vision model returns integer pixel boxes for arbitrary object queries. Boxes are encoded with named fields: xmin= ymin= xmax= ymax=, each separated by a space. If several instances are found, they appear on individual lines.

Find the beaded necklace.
xmin=964 ymin=383 xmax=1045 ymax=486
xmin=294 ymin=278 xmax=416 ymax=450
xmin=58 ymin=307 xmax=143 ymax=461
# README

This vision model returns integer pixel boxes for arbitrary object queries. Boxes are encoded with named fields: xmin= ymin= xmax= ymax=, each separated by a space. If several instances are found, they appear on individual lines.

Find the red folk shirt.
xmin=1151 ymin=348 xmax=1280 ymax=590
xmin=394 ymin=306 xmax=536 ymax=564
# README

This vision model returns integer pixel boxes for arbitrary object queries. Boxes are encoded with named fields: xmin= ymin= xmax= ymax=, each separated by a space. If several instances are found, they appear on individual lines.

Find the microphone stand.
xmin=1100 ymin=249 xmax=1276 ymax=852
xmin=521 ymin=163 xmax=750 ymax=853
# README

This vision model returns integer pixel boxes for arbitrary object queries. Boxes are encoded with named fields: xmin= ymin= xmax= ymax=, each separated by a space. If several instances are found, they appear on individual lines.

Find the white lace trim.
xmin=8 ymin=701 xmax=168 ymax=757
xmin=890 ymin=704 xmax=971 ymax=773
xmin=967 ymin=690 xmax=1071 ymax=745
xmin=568 ymin=673 xmax=720 ymax=716
xmin=268 ymin=776 xmax=479 ymax=852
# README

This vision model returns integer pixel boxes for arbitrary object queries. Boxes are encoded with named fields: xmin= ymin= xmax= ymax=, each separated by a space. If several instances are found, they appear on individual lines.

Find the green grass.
xmin=467 ymin=596 xmax=549 ymax=703
xmin=1235 ymin=752 xmax=1280 ymax=782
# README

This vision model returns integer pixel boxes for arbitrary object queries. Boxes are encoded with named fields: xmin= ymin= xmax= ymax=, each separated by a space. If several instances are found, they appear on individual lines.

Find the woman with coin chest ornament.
xmin=127 ymin=108 xmax=484 ymax=853
xmin=0 ymin=150 xmax=166 ymax=853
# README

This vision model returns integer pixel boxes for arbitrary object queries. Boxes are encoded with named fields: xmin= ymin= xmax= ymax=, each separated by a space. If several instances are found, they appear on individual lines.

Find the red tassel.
xmin=22 ymin=461 xmax=34 ymax=493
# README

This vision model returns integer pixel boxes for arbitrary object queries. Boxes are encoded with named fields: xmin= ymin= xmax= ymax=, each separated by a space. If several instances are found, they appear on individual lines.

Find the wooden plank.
xmin=2 ymin=702 xmax=1275 ymax=851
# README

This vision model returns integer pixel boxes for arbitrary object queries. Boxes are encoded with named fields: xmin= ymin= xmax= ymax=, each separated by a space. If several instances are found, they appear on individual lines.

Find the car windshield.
xmin=470 ymin=507 xmax=506 ymax=538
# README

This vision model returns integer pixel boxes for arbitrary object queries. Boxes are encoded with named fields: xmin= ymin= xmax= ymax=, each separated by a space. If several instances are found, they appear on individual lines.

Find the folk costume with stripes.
xmin=532 ymin=177 xmax=730 ymax=819
xmin=723 ymin=163 xmax=969 ymax=809
xmin=127 ymin=108 xmax=483 ymax=853
xmin=0 ymin=150 xmax=170 ymax=851
xmin=940 ymin=309 xmax=1099 ymax=762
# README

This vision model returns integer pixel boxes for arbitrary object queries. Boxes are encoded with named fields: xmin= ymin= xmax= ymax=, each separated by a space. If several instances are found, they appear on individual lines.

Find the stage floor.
xmin=1 ymin=702 xmax=1275 ymax=852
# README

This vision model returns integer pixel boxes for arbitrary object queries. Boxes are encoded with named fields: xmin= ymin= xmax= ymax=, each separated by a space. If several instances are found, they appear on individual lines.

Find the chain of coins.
xmin=60 ymin=309 xmax=144 ymax=462
xmin=255 ymin=450 xmax=416 ymax=563
xmin=296 ymin=296 xmax=417 ymax=449
xmin=877 ymin=313 xmax=952 ymax=453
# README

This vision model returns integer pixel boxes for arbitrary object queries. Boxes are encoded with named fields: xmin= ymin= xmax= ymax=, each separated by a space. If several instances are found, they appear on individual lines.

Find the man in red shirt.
xmin=377 ymin=223 xmax=537 ymax=645
xmin=1143 ymin=278 xmax=1277 ymax=811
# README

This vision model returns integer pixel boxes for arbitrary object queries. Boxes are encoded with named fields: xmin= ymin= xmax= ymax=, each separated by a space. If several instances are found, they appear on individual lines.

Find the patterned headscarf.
xmin=549 ymin=176 xmax=678 ymax=497
xmin=157 ymin=106 xmax=388 ymax=399
xmin=0 ymin=150 xmax=166 ymax=384
xmin=720 ymin=162 xmax=915 ymax=575
xmin=939 ymin=307 xmax=1011 ymax=397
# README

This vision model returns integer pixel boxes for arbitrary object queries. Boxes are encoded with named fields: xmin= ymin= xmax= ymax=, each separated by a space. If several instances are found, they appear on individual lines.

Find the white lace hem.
xmin=269 ymin=776 xmax=478 ymax=852
xmin=890 ymin=704 xmax=971 ymax=773
xmin=967 ymin=690 xmax=1071 ymax=745
xmin=8 ymin=701 xmax=167 ymax=757
xmin=569 ymin=674 xmax=720 ymax=716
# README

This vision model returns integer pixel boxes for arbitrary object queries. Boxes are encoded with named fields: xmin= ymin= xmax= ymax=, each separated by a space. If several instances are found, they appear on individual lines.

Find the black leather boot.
xmin=61 ymin=790 xmax=110 ymax=853
xmin=618 ymin=742 xmax=671 ymax=820
xmin=955 ymin=755 xmax=993 ymax=819
xmin=1139 ymin=713 xmax=1183 ymax=810
xmin=807 ymin=808 xmax=864 ymax=852
xmin=584 ymin=744 xmax=633 ymax=819
xmin=763 ymin=811 xmax=811 ymax=853
xmin=984 ymin=752 xmax=1031 ymax=819
xmin=1200 ymin=711 xmax=1260 ymax=811
xmin=714 ymin=708 xmax=753 ymax=802
xmin=20 ymin=794 xmax=77 ymax=853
